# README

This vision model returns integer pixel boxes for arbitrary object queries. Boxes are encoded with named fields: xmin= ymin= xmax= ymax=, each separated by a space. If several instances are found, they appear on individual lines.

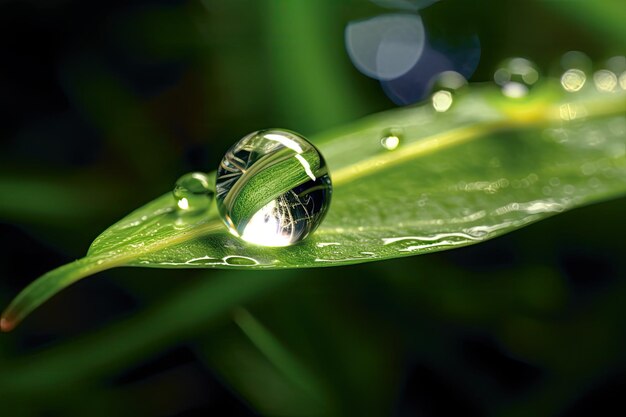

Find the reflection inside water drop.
xmin=173 ymin=172 xmax=214 ymax=213
xmin=216 ymin=129 xmax=332 ymax=247
xmin=606 ymin=56 xmax=626 ymax=75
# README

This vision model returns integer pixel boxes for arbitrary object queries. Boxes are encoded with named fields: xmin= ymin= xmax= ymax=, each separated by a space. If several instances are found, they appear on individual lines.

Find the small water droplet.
xmin=593 ymin=69 xmax=618 ymax=92
xmin=494 ymin=57 xmax=540 ymax=98
xmin=430 ymin=71 xmax=467 ymax=112
xmin=223 ymin=255 xmax=259 ymax=266
xmin=380 ymin=127 xmax=403 ymax=150
xmin=216 ymin=129 xmax=332 ymax=247
xmin=561 ymin=69 xmax=587 ymax=92
xmin=173 ymin=172 xmax=214 ymax=213
xmin=431 ymin=90 xmax=453 ymax=112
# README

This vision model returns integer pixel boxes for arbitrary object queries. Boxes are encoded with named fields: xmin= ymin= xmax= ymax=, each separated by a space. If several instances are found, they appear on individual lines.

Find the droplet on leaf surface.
xmin=494 ymin=57 xmax=540 ymax=98
xmin=380 ymin=128 xmax=404 ymax=150
xmin=216 ymin=129 xmax=332 ymax=247
xmin=173 ymin=172 xmax=214 ymax=213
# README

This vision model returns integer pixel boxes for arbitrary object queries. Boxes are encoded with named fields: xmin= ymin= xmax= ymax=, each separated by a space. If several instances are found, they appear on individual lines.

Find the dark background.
xmin=1 ymin=0 xmax=625 ymax=416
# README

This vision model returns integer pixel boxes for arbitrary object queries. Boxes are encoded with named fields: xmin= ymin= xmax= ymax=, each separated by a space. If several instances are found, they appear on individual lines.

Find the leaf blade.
xmin=4 ymin=81 xmax=626 ymax=329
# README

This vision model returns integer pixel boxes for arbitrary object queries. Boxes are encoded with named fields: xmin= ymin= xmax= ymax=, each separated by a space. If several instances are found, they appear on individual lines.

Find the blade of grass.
xmin=0 ymin=270 xmax=295 ymax=395
xmin=232 ymin=308 xmax=333 ymax=404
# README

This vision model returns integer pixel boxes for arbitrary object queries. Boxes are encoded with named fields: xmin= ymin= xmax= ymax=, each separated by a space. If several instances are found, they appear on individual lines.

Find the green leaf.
xmin=3 ymin=81 xmax=626 ymax=330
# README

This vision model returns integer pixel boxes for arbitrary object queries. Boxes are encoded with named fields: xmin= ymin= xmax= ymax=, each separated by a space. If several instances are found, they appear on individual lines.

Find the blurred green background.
xmin=1 ymin=0 xmax=626 ymax=415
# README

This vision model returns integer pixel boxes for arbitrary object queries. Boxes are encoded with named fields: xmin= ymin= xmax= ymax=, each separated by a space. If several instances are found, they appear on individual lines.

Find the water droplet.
xmin=593 ymin=69 xmax=618 ymax=92
xmin=173 ymin=172 xmax=214 ymax=213
xmin=561 ymin=69 xmax=587 ymax=92
xmin=429 ymin=71 xmax=466 ymax=112
xmin=216 ymin=129 xmax=332 ymax=247
xmin=431 ymin=90 xmax=453 ymax=112
xmin=223 ymin=256 xmax=259 ymax=266
xmin=494 ymin=57 xmax=540 ymax=98
xmin=380 ymin=128 xmax=403 ymax=150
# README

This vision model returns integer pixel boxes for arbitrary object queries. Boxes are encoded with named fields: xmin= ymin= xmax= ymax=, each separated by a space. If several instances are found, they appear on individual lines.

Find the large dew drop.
xmin=216 ymin=129 xmax=332 ymax=247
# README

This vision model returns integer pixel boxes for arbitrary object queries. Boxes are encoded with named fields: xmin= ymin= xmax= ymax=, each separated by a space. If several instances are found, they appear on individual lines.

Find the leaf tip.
xmin=0 ymin=316 xmax=15 ymax=332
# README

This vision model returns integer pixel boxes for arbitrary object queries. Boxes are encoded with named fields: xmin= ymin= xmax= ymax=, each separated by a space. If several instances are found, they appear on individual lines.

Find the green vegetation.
xmin=1 ymin=1 xmax=626 ymax=416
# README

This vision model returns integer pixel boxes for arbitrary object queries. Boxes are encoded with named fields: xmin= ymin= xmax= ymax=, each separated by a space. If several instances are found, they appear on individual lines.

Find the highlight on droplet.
xmin=380 ymin=128 xmax=404 ymax=150
xmin=173 ymin=171 xmax=214 ymax=214
xmin=432 ymin=90 xmax=453 ymax=112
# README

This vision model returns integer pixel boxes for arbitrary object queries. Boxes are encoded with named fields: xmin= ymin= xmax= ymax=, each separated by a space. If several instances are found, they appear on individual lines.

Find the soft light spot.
xmin=432 ymin=90 xmax=453 ymax=112
xmin=561 ymin=69 xmax=586 ymax=92
xmin=381 ymin=135 xmax=400 ymax=150
xmin=177 ymin=197 xmax=189 ymax=210
xmin=560 ymin=51 xmax=592 ymax=73
xmin=594 ymin=70 xmax=618 ymax=92
xmin=345 ymin=14 xmax=426 ymax=80
xmin=380 ymin=128 xmax=403 ymax=150
xmin=494 ymin=57 xmax=539 ymax=98
xmin=502 ymin=82 xmax=528 ymax=98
